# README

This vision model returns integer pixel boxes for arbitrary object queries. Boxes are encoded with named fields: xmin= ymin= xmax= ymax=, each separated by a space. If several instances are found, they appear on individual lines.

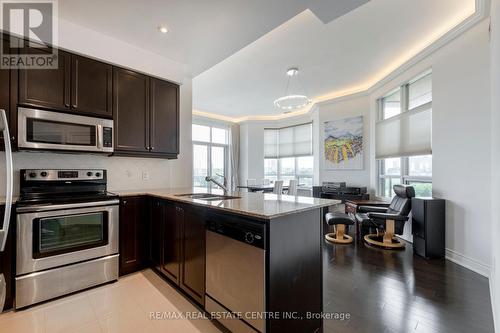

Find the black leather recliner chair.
xmin=356 ymin=185 xmax=415 ymax=249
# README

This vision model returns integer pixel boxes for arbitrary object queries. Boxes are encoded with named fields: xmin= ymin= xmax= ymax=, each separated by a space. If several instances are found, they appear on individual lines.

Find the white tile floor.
xmin=0 ymin=269 xmax=222 ymax=333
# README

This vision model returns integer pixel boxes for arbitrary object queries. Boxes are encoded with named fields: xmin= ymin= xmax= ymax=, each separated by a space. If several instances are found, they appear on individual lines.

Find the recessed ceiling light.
xmin=158 ymin=26 xmax=169 ymax=34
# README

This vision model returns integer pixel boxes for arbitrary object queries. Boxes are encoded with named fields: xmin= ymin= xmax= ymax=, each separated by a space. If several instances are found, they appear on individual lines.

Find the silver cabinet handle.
xmin=0 ymin=109 xmax=12 ymax=252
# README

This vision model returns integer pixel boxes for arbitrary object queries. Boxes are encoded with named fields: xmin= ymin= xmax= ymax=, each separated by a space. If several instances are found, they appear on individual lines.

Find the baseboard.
xmin=445 ymin=248 xmax=491 ymax=277
xmin=490 ymin=277 xmax=497 ymax=333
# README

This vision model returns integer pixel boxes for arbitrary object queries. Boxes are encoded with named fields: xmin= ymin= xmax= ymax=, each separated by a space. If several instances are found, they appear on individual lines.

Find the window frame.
xmin=192 ymin=123 xmax=229 ymax=191
xmin=377 ymin=70 xmax=432 ymax=198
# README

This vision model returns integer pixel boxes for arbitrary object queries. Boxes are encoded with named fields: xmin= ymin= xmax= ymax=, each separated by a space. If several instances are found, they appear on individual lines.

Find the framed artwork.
xmin=324 ymin=116 xmax=364 ymax=170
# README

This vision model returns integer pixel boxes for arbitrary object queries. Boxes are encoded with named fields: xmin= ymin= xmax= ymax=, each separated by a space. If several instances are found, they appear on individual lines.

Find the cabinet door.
xmin=180 ymin=206 xmax=206 ymax=305
xmin=113 ymin=68 xmax=150 ymax=153
xmin=71 ymin=55 xmax=112 ymax=117
xmin=150 ymin=199 xmax=163 ymax=270
xmin=150 ymin=78 xmax=179 ymax=156
xmin=119 ymin=197 xmax=146 ymax=276
xmin=161 ymin=203 xmax=181 ymax=284
xmin=0 ymin=204 xmax=15 ymax=311
xmin=19 ymin=49 xmax=71 ymax=111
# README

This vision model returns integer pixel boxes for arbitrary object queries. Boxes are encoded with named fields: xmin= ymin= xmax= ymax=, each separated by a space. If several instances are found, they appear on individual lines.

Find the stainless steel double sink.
xmin=175 ymin=193 xmax=241 ymax=201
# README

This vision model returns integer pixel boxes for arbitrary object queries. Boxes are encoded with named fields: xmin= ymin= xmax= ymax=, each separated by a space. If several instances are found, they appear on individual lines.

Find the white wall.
xmin=490 ymin=0 xmax=500 ymax=329
xmin=0 ymin=19 xmax=193 ymax=193
xmin=317 ymin=95 xmax=371 ymax=190
xmin=370 ymin=19 xmax=492 ymax=276
xmin=57 ymin=19 xmax=187 ymax=84
xmin=238 ymin=115 xmax=315 ymax=185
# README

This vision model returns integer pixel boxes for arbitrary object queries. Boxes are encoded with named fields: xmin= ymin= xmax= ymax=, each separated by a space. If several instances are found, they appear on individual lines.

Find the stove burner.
xmin=18 ymin=169 xmax=116 ymax=207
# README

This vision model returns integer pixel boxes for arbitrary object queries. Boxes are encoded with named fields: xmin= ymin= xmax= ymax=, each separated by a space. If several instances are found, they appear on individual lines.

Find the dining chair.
xmin=262 ymin=179 xmax=271 ymax=186
xmin=288 ymin=179 xmax=298 ymax=196
xmin=273 ymin=180 xmax=284 ymax=194
xmin=247 ymin=179 xmax=257 ymax=186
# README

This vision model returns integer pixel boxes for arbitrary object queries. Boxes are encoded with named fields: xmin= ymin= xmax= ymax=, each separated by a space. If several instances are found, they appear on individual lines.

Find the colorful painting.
xmin=324 ymin=116 xmax=363 ymax=170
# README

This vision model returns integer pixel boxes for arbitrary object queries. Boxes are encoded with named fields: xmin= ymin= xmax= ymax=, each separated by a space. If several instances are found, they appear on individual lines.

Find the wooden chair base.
xmin=363 ymin=219 xmax=405 ymax=249
xmin=325 ymin=224 xmax=353 ymax=244
xmin=363 ymin=234 xmax=405 ymax=249
xmin=325 ymin=233 xmax=353 ymax=244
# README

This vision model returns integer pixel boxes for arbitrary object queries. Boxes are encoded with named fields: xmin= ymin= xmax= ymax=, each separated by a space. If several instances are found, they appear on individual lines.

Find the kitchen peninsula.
xmin=115 ymin=188 xmax=339 ymax=333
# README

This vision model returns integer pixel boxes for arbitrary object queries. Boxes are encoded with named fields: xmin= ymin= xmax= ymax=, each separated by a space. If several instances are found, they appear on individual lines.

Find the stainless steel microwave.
xmin=18 ymin=107 xmax=113 ymax=153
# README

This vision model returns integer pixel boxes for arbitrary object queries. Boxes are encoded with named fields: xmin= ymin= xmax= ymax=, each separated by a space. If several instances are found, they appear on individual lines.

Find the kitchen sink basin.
xmin=176 ymin=193 xmax=241 ymax=201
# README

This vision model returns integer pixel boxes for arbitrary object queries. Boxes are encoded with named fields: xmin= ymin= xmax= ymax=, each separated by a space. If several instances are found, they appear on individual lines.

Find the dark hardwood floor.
xmin=323 ymin=235 xmax=494 ymax=333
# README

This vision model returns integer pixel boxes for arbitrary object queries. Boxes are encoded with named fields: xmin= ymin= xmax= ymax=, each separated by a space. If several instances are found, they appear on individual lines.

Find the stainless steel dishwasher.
xmin=205 ymin=218 xmax=265 ymax=333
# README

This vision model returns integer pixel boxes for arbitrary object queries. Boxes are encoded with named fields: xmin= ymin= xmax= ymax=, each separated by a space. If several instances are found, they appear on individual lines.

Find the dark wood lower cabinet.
xmin=149 ymin=199 xmax=163 ymax=271
xmin=119 ymin=197 xmax=148 ymax=276
xmin=161 ymin=203 xmax=181 ymax=284
xmin=179 ymin=206 xmax=205 ymax=304
xmin=0 ymin=204 xmax=15 ymax=312
xmin=148 ymin=198 xmax=206 ymax=306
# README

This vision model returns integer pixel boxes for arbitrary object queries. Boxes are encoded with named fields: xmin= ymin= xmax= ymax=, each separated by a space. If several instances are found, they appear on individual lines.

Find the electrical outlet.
xmin=142 ymin=171 xmax=150 ymax=181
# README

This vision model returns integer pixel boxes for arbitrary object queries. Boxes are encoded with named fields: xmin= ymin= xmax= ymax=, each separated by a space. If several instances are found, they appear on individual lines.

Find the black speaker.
xmin=412 ymin=198 xmax=446 ymax=259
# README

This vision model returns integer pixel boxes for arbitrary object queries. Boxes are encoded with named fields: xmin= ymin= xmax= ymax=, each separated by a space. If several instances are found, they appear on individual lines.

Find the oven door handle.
xmin=16 ymin=199 xmax=120 ymax=213
xmin=0 ymin=109 xmax=13 ymax=253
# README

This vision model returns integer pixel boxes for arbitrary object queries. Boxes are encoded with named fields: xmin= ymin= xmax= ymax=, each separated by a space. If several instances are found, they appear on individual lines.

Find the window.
xmin=381 ymin=89 xmax=401 ymax=119
xmin=377 ymin=71 xmax=432 ymax=198
xmin=192 ymin=124 xmax=229 ymax=190
xmin=264 ymin=156 xmax=314 ymax=188
xmin=378 ymin=155 xmax=432 ymax=198
xmin=264 ymin=123 xmax=313 ymax=188
xmin=264 ymin=159 xmax=278 ymax=182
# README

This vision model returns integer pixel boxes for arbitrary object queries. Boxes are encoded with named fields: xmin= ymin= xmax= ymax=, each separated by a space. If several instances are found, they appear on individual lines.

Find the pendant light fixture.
xmin=274 ymin=67 xmax=311 ymax=111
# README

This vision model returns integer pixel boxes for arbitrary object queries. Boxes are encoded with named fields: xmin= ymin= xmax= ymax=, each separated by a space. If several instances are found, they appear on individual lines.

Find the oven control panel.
xmin=23 ymin=169 xmax=106 ymax=181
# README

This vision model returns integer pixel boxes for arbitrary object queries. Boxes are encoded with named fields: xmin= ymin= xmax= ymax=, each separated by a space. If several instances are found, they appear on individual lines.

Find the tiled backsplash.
xmin=0 ymin=152 xmax=176 ymax=195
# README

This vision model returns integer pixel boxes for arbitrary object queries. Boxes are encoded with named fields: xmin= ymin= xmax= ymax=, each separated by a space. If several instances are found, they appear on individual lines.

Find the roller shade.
xmin=376 ymin=106 xmax=432 ymax=159
xmin=264 ymin=129 xmax=279 ymax=158
xmin=264 ymin=123 xmax=312 ymax=158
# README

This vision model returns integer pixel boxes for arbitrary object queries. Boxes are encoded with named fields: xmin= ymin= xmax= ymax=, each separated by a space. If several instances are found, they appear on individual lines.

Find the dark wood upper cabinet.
xmin=71 ymin=55 xmax=112 ymax=117
xmin=113 ymin=70 xmax=180 ymax=159
xmin=0 ymin=62 xmax=8 ymax=151
xmin=18 ymin=49 xmax=71 ymax=112
xmin=161 ymin=203 xmax=182 ymax=284
xmin=150 ymin=78 xmax=179 ymax=156
xmin=0 ymin=34 xmax=17 ymax=150
xmin=179 ymin=206 xmax=206 ymax=305
xmin=7 ymin=31 xmax=180 ymax=159
xmin=19 ymin=50 xmax=112 ymax=118
xmin=113 ymin=67 xmax=150 ymax=153
xmin=119 ymin=197 xmax=147 ymax=276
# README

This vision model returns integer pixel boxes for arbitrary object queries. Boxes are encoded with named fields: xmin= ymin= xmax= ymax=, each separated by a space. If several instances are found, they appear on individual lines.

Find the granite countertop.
xmin=111 ymin=188 xmax=340 ymax=220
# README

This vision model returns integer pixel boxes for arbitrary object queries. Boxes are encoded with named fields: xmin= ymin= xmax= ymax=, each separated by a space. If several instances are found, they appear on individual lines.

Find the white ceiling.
xmin=59 ymin=0 xmax=476 ymax=119
xmin=193 ymin=0 xmax=476 ymax=118
xmin=58 ymin=0 xmax=370 ymax=76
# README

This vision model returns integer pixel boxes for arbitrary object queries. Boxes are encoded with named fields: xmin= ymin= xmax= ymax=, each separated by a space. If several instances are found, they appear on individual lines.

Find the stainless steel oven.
xmin=17 ymin=107 xmax=113 ymax=153
xmin=15 ymin=169 xmax=119 ymax=309
xmin=17 ymin=201 xmax=118 ymax=275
